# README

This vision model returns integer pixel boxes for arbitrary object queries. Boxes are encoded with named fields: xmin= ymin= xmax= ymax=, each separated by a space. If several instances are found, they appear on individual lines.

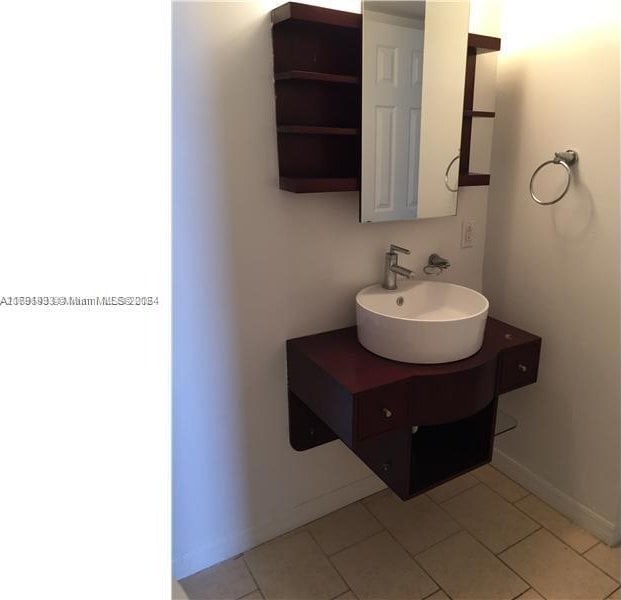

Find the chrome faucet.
xmin=383 ymin=244 xmax=414 ymax=290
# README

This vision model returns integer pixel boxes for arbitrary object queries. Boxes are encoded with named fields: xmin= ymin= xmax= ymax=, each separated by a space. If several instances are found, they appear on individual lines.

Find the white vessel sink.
xmin=356 ymin=280 xmax=489 ymax=364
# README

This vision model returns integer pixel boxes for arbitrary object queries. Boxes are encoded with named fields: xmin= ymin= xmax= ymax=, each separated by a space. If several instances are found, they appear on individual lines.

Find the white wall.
xmin=484 ymin=1 xmax=620 ymax=542
xmin=173 ymin=0 xmax=497 ymax=577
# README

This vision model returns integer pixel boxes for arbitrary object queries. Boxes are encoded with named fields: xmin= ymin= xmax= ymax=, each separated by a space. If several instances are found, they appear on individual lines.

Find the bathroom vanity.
xmin=287 ymin=318 xmax=541 ymax=499
xmin=275 ymin=2 xmax=528 ymax=500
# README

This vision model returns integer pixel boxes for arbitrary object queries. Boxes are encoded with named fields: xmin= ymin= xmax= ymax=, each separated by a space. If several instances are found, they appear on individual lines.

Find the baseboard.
xmin=173 ymin=474 xmax=386 ymax=579
xmin=493 ymin=449 xmax=620 ymax=546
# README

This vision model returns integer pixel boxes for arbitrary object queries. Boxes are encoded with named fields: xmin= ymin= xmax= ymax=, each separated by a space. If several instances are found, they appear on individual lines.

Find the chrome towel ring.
xmin=444 ymin=153 xmax=460 ymax=192
xmin=529 ymin=149 xmax=578 ymax=205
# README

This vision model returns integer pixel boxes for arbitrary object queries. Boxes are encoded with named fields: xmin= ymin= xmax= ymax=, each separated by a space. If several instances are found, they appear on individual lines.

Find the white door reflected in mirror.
xmin=360 ymin=1 xmax=470 ymax=222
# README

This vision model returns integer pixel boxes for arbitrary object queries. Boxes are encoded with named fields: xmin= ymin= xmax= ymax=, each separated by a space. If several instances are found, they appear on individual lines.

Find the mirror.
xmin=360 ymin=1 xmax=470 ymax=222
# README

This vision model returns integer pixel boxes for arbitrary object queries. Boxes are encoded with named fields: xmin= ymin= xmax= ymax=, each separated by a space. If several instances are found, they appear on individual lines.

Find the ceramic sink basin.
xmin=356 ymin=280 xmax=489 ymax=364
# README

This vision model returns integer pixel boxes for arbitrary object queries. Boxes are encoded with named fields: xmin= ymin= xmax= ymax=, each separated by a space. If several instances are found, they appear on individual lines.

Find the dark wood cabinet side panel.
xmin=287 ymin=343 xmax=354 ymax=446
xmin=460 ymin=48 xmax=477 ymax=176
xmin=289 ymin=391 xmax=338 ymax=450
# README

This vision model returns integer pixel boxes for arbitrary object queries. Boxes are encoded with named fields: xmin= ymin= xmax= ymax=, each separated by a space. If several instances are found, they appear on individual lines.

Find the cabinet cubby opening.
xmin=277 ymin=133 xmax=359 ymax=178
xmin=409 ymin=399 xmax=496 ymax=495
xmin=275 ymin=80 xmax=360 ymax=128
xmin=272 ymin=21 xmax=361 ymax=76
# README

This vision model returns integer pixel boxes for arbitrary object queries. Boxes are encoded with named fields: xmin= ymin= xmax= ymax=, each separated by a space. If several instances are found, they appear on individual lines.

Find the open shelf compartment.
xmin=460 ymin=34 xmax=501 ymax=187
xmin=409 ymin=399 xmax=497 ymax=496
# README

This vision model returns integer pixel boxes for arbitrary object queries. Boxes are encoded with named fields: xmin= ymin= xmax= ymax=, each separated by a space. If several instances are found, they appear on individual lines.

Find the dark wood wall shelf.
xmin=277 ymin=125 xmax=359 ymax=136
xmin=279 ymin=177 xmax=359 ymax=193
xmin=274 ymin=70 xmax=360 ymax=85
xmin=287 ymin=318 xmax=541 ymax=500
xmin=467 ymin=33 xmax=502 ymax=53
xmin=459 ymin=33 xmax=501 ymax=187
xmin=271 ymin=2 xmax=361 ymax=28
xmin=464 ymin=110 xmax=496 ymax=118
xmin=271 ymin=3 xmax=361 ymax=193
xmin=459 ymin=173 xmax=491 ymax=187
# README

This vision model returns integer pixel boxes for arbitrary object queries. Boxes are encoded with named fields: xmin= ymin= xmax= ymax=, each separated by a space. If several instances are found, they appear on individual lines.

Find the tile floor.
xmin=177 ymin=465 xmax=620 ymax=600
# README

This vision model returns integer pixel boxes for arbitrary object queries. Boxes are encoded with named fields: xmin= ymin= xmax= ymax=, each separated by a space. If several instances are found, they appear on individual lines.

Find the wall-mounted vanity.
xmin=287 ymin=317 xmax=541 ymax=500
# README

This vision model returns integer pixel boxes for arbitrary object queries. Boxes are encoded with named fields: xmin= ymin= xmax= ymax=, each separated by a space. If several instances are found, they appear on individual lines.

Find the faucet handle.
xmin=428 ymin=253 xmax=450 ymax=267
xmin=389 ymin=244 xmax=410 ymax=255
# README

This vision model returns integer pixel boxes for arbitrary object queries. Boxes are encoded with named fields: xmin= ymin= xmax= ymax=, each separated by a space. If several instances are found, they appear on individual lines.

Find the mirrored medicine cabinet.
xmin=270 ymin=2 xmax=499 ymax=222
xmin=361 ymin=1 xmax=469 ymax=222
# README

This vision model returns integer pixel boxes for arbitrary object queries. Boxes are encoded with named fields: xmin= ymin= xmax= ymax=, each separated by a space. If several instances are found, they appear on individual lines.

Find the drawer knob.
xmin=518 ymin=364 xmax=528 ymax=373
xmin=381 ymin=462 xmax=391 ymax=473
xmin=382 ymin=407 xmax=393 ymax=419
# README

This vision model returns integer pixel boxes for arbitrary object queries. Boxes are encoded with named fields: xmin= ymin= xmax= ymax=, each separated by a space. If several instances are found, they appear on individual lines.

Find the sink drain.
xmin=396 ymin=296 xmax=404 ymax=306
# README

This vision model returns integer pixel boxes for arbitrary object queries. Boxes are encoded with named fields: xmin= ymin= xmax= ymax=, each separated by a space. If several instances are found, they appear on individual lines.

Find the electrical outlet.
xmin=461 ymin=219 xmax=476 ymax=248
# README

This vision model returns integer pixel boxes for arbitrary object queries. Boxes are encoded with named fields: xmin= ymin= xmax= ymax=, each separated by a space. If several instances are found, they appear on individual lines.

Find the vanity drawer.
xmin=355 ymin=382 xmax=409 ymax=440
xmin=498 ymin=341 xmax=541 ymax=393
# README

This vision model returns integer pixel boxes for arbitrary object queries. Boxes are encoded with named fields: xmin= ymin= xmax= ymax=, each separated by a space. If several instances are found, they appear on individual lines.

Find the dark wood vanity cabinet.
xmin=287 ymin=318 xmax=541 ymax=499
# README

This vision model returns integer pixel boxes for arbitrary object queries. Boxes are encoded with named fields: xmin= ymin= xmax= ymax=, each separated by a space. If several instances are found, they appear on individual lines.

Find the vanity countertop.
xmin=287 ymin=317 xmax=541 ymax=395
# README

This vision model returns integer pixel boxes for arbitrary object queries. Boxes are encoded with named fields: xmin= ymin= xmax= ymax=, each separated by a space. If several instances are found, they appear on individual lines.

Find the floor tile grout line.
xmin=380 ymin=526 xmax=445 ymax=597
xmin=303 ymin=530 xmax=351 ymax=596
xmin=462 ymin=526 xmax=538 ymax=595
xmin=493 ymin=525 xmax=543 ymax=557
xmin=308 ymin=519 xmax=388 ymax=561
xmin=357 ymin=497 xmax=386 ymax=519
xmin=432 ymin=469 xmax=527 ymax=506
xmin=422 ymin=528 xmax=532 ymax=598
xmin=240 ymin=555 xmax=264 ymax=600
xmin=439 ymin=479 xmax=537 ymax=522
xmin=424 ymin=478 xmax=480 ymax=506
xmin=510 ymin=494 xmax=601 ymax=555
xmin=495 ymin=531 xmax=573 ymax=600
xmin=324 ymin=546 xmax=360 ymax=598
xmin=509 ymin=489 xmax=532 ymax=504
xmin=330 ymin=588 xmax=355 ymax=600
xmin=502 ymin=494 xmax=618 ymax=560
xmin=580 ymin=538 xmax=604 ymax=555
xmin=435 ymin=482 xmax=541 ymax=557
xmin=362 ymin=494 xmax=463 ymax=598
xmin=510 ymin=588 xmax=536 ymax=600
xmin=579 ymin=548 xmax=621 ymax=584
xmin=363 ymin=491 xmax=464 ymax=558
xmin=307 ymin=529 xmax=356 ymax=597
xmin=408 ymin=526 xmax=532 ymax=600
xmin=421 ymin=586 xmax=451 ymax=600
xmin=411 ymin=527 xmax=465 ymax=562
xmin=489 ymin=467 xmax=606 ymax=557
xmin=475 ymin=470 xmax=530 ymax=504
